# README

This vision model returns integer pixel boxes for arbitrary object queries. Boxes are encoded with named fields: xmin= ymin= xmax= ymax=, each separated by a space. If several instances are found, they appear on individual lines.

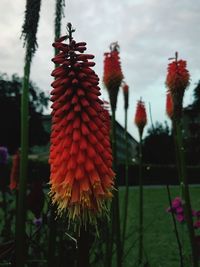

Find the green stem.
xmin=105 ymin=205 xmax=112 ymax=267
xmin=172 ymin=121 xmax=182 ymax=185
xmin=106 ymin=108 xmax=122 ymax=267
xmin=122 ymin=108 xmax=129 ymax=250
xmin=47 ymin=205 xmax=57 ymax=267
xmin=54 ymin=0 xmax=65 ymax=61
xmin=15 ymin=54 xmax=31 ymax=267
xmin=174 ymin=120 xmax=198 ymax=267
xmin=166 ymin=185 xmax=184 ymax=267
xmin=138 ymin=134 xmax=143 ymax=265
xmin=111 ymin=107 xmax=123 ymax=267
xmin=2 ymin=191 xmax=7 ymax=224
xmin=2 ymin=191 xmax=9 ymax=240
xmin=77 ymin=227 xmax=90 ymax=267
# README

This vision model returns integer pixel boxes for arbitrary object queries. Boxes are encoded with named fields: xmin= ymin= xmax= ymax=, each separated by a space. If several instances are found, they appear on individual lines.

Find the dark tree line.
xmin=142 ymin=81 xmax=200 ymax=165
xmin=142 ymin=122 xmax=175 ymax=165
xmin=0 ymin=73 xmax=49 ymax=154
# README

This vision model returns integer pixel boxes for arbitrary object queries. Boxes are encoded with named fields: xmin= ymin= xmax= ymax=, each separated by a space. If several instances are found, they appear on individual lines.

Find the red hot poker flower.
xmin=166 ymin=92 xmax=174 ymax=119
xmin=166 ymin=53 xmax=190 ymax=120
xmin=103 ymin=42 xmax=123 ymax=110
xmin=166 ymin=59 xmax=190 ymax=93
xmin=134 ymin=100 xmax=147 ymax=137
xmin=49 ymin=25 xmax=114 ymax=227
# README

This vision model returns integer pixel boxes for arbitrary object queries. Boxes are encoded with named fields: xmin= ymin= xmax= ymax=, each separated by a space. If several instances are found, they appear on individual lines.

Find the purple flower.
xmin=176 ymin=214 xmax=185 ymax=223
xmin=0 ymin=146 xmax=8 ymax=164
xmin=171 ymin=197 xmax=182 ymax=209
xmin=176 ymin=207 xmax=184 ymax=214
xmin=33 ymin=217 xmax=42 ymax=227
xmin=166 ymin=197 xmax=185 ymax=223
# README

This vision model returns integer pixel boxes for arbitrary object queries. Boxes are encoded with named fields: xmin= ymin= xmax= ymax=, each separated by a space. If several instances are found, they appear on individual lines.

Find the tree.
xmin=192 ymin=80 xmax=200 ymax=110
xmin=0 ymin=73 xmax=49 ymax=153
xmin=142 ymin=122 xmax=175 ymax=164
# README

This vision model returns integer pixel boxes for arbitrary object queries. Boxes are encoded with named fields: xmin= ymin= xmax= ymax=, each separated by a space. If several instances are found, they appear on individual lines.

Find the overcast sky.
xmin=0 ymin=0 xmax=200 ymax=140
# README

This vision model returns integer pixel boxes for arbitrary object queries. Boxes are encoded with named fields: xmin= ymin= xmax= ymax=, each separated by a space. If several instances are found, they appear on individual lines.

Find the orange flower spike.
xmin=166 ymin=92 xmax=174 ymax=119
xmin=166 ymin=52 xmax=190 ymax=120
xmin=134 ymin=100 xmax=147 ymax=137
xmin=103 ymin=42 xmax=123 ymax=110
xmin=9 ymin=150 xmax=20 ymax=191
xmin=49 ymin=23 xmax=114 ymax=227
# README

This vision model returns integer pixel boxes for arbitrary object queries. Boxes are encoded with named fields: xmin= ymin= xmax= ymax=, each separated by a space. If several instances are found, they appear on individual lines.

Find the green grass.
xmin=119 ymin=185 xmax=200 ymax=267
xmin=1 ymin=185 xmax=199 ymax=266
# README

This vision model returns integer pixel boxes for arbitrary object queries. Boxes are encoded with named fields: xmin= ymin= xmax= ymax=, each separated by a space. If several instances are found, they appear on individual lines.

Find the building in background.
xmin=182 ymin=105 xmax=200 ymax=165
xmin=182 ymin=105 xmax=200 ymax=139
xmin=115 ymin=121 xmax=138 ymax=164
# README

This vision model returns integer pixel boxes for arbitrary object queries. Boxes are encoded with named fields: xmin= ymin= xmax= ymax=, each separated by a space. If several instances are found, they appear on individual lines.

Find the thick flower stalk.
xmin=103 ymin=42 xmax=123 ymax=110
xmin=165 ymin=53 xmax=198 ymax=267
xmin=166 ymin=52 xmax=190 ymax=120
xmin=166 ymin=91 xmax=174 ymax=120
xmin=122 ymin=82 xmax=129 ymax=249
xmin=49 ymin=24 xmax=114 ymax=228
xmin=135 ymin=100 xmax=147 ymax=138
xmin=103 ymin=42 xmax=123 ymax=267
xmin=17 ymin=1 xmax=42 ymax=266
xmin=134 ymin=99 xmax=147 ymax=265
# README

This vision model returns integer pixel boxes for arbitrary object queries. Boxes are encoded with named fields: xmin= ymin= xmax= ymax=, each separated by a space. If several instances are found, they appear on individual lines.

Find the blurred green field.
xmin=119 ymin=185 xmax=200 ymax=267
xmin=0 ymin=185 xmax=199 ymax=266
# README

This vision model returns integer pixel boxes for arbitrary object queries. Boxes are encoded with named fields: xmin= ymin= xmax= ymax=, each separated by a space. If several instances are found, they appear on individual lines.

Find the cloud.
xmin=0 ymin=0 xmax=199 ymax=139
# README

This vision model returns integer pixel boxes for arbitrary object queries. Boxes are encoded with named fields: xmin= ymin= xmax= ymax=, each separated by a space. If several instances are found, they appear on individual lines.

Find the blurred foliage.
xmin=192 ymin=80 xmax=200 ymax=110
xmin=0 ymin=73 xmax=49 ymax=154
xmin=183 ymin=81 xmax=200 ymax=164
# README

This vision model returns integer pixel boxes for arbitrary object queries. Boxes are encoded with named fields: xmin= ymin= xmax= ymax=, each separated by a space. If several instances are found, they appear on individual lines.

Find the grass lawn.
xmin=119 ymin=185 xmax=200 ymax=267
xmin=0 ymin=185 xmax=199 ymax=266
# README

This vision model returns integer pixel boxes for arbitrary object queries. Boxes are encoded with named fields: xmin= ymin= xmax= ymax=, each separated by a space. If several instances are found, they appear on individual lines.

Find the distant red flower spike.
xmin=166 ymin=92 xmax=174 ymax=119
xmin=123 ymin=83 xmax=129 ymax=94
xmin=166 ymin=58 xmax=190 ymax=93
xmin=165 ymin=53 xmax=190 ymax=120
xmin=9 ymin=150 xmax=20 ymax=191
xmin=134 ymin=100 xmax=147 ymax=137
xmin=122 ymin=82 xmax=129 ymax=109
xmin=103 ymin=42 xmax=123 ymax=110
xmin=49 ymin=32 xmax=115 ymax=227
